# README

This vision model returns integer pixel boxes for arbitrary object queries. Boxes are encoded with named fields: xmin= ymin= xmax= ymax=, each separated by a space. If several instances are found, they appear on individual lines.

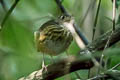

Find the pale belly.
xmin=37 ymin=36 xmax=73 ymax=56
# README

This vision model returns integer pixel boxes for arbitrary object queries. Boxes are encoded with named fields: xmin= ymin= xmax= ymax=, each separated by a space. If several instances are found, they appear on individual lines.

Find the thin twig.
xmin=110 ymin=63 xmax=120 ymax=70
xmin=97 ymin=31 xmax=114 ymax=74
xmin=78 ymin=0 xmax=96 ymax=78
xmin=92 ymin=0 xmax=101 ymax=41
xmin=0 ymin=0 xmax=7 ymax=11
xmin=112 ymin=0 xmax=116 ymax=30
xmin=88 ymin=70 xmax=120 ymax=80
xmin=97 ymin=0 xmax=116 ymax=74
xmin=80 ymin=0 xmax=96 ymax=27
xmin=73 ymin=23 xmax=89 ymax=46
xmin=54 ymin=0 xmax=69 ymax=16
xmin=63 ymin=17 xmax=100 ymax=76
xmin=0 ymin=0 xmax=20 ymax=31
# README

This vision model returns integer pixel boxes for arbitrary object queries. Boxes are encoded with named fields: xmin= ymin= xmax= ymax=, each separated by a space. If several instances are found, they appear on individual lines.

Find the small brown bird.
xmin=34 ymin=15 xmax=73 ymax=70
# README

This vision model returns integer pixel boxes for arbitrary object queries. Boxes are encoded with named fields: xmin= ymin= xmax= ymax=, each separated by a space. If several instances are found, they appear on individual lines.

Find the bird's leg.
xmin=41 ymin=53 xmax=48 ymax=73
xmin=33 ymin=53 xmax=48 ymax=79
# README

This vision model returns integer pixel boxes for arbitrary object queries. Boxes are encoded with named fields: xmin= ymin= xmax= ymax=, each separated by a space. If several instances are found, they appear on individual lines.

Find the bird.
xmin=34 ymin=15 xmax=73 ymax=71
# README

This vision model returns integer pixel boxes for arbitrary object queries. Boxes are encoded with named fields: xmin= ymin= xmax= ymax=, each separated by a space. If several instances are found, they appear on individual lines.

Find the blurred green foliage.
xmin=115 ymin=0 xmax=120 ymax=8
xmin=0 ymin=0 xmax=120 ymax=80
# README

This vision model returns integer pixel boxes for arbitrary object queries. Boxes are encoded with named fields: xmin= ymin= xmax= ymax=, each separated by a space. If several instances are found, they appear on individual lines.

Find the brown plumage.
xmin=34 ymin=16 xmax=73 ymax=56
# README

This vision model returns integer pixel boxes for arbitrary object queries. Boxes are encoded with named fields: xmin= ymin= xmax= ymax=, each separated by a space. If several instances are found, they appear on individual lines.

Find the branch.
xmin=79 ymin=0 xmax=96 ymax=27
xmin=55 ymin=0 xmax=69 ymax=16
xmin=19 ymin=24 xmax=120 ymax=80
xmin=92 ymin=0 xmax=101 ymax=41
xmin=0 ymin=0 xmax=7 ymax=11
xmin=0 ymin=0 xmax=20 ymax=31
xmin=87 ymin=24 xmax=120 ymax=51
xmin=112 ymin=0 xmax=116 ymax=30
xmin=55 ymin=0 xmax=89 ymax=48
xmin=19 ymin=56 xmax=93 ymax=80
xmin=89 ymin=70 xmax=120 ymax=80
